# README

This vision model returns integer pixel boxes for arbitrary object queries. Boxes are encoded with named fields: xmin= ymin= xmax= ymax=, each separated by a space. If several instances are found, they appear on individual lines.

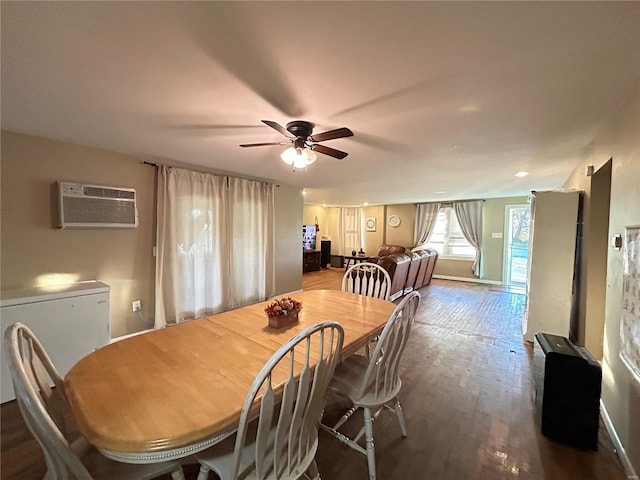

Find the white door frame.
xmin=503 ymin=204 xmax=530 ymax=286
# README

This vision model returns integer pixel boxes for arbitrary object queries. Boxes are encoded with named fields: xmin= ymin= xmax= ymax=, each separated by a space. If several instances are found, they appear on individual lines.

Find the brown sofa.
xmin=403 ymin=251 xmax=423 ymax=295
xmin=377 ymin=247 xmax=439 ymax=301
xmin=369 ymin=244 xmax=406 ymax=264
xmin=378 ymin=253 xmax=412 ymax=301
xmin=413 ymin=248 xmax=439 ymax=289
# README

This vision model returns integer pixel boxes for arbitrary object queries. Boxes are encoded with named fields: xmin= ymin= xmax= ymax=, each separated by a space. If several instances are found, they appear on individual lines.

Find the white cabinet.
xmin=1 ymin=281 xmax=110 ymax=402
xmin=523 ymin=191 xmax=580 ymax=342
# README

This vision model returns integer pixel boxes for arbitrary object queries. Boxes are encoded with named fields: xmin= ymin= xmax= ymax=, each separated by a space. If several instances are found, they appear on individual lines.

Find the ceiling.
xmin=2 ymin=2 xmax=639 ymax=206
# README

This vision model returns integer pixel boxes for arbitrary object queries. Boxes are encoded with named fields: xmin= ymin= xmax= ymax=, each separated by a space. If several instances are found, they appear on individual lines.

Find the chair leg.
xmin=364 ymin=335 xmax=378 ymax=358
xmin=332 ymin=403 xmax=358 ymax=431
xmin=196 ymin=464 xmax=210 ymax=480
xmin=305 ymin=459 xmax=321 ymax=480
xmin=363 ymin=407 xmax=376 ymax=480
xmin=170 ymin=467 xmax=186 ymax=480
xmin=393 ymin=397 xmax=408 ymax=437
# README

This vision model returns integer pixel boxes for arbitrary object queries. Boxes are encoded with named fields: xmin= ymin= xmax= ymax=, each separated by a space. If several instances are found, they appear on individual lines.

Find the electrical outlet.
xmin=132 ymin=300 xmax=141 ymax=312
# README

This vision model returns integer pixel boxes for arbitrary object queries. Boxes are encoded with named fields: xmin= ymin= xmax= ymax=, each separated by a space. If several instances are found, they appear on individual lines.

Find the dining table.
xmin=64 ymin=289 xmax=396 ymax=464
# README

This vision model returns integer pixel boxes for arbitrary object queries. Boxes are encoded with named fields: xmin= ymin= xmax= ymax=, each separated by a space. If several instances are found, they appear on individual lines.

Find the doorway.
xmin=503 ymin=204 xmax=531 ymax=286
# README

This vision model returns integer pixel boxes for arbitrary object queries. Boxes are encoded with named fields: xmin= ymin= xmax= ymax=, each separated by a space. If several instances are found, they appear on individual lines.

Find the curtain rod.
xmin=141 ymin=161 xmax=280 ymax=187
xmin=417 ymin=199 xmax=485 ymax=205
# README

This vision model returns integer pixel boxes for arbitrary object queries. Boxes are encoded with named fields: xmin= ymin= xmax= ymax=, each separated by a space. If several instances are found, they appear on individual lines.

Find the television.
xmin=302 ymin=224 xmax=317 ymax=250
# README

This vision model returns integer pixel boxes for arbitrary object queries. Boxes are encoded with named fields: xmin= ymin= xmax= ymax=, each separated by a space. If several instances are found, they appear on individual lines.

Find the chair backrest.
xmin=231 ymin=321 xmax=344 ymax=480
xmin=4 ymin=322 xmax=94 ymax=479
xmin=355 ymin=291 xmax=420 ymax=405
xmin=342 ymin=262 xmax=392 ymax=300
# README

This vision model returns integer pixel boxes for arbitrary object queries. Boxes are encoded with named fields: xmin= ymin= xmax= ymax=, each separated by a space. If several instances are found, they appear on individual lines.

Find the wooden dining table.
xmin=64 ymin=289 xmax=395 ymax=463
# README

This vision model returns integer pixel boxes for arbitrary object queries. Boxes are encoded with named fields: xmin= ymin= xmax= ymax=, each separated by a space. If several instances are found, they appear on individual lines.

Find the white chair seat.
xmin=329 ymin=355 xmax=402 ymax=409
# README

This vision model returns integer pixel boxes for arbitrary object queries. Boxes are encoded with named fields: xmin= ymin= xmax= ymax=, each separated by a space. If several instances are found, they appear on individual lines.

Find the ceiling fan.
xmin=240 ymin=120 xmax=354 ymax=168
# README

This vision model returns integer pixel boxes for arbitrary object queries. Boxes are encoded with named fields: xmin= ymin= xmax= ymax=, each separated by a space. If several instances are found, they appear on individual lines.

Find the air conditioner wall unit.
xmin=57 ymin=181 xmax=138 ymax=229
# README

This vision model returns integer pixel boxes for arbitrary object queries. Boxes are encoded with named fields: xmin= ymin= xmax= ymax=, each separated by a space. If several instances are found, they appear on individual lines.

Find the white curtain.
xmin=339 ymin=207 xmax=362 ymax=255
xmin=155 ymin=166 xmax=275 ymax=327
xmin=413 ymin=202 xmax=441 ymax=247
xmin=454 ymin=200 xmax=483 ymax=277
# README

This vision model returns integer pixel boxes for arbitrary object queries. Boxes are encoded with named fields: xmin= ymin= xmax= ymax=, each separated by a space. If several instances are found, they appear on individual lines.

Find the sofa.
xmin=374 ymin=245 xmax=439 ymax=301
xmin=378 ymin=253 xmax=412 ymax=301
xmin=369 ymin=244 xmax=407 ymax=263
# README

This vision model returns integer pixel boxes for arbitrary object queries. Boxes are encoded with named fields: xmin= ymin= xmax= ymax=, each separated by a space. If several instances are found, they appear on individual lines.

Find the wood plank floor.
xmin=1 ymin=268 xmax=626 ymax=479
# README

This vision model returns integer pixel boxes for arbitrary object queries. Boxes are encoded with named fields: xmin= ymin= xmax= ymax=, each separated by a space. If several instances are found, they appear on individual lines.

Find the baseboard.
xmin=272 ymin=289 xmax=303 ymax=298
xmin=110 ymin=328 xmax=154 ymax=343
xmin=600 ymin=399 xmax=638 ymax=479
xmin=432 ymin=274 xmax=502 ymax=285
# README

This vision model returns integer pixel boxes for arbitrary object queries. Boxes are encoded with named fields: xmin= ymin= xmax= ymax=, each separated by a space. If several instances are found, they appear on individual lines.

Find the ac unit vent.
xmin=57 ymin=181 xmax=138 ymax=229
xmin=83 ymin=186 xmax=136 ymax=200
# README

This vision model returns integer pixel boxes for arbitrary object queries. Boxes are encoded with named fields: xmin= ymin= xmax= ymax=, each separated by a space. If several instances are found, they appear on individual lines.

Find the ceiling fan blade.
xmin=309 ymin=127 xmax=354 ymax=143
xmin=262 ymin=120 xmax=292 ymax=137
xmin=312 ymin=144 xmax=348 ymax=160
xmin=239 ymin=142 xmax=286 ymax=147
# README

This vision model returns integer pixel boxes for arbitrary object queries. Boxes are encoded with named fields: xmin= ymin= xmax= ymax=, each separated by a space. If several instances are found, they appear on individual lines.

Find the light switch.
xmin=612 ymin=234 xmax=622 ymax=250
xmin=492 ymin=232 xmax=503 ymax=239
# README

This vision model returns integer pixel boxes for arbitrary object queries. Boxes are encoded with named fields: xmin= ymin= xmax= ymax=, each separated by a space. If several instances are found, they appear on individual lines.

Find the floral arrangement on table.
xmin=264 ymin=297 xmax=302 ymax=328
xmin=264 ymin=297 xmax=302 ymax=317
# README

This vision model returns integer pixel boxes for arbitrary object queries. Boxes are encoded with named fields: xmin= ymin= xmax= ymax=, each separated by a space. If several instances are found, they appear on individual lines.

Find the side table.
xmin=344 ymin=255 xmax=370 ymax=270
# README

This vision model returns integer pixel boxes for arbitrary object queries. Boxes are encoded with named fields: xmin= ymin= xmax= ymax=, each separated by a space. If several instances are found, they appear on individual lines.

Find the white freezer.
xmin=1 ymin=281 xmax=111 ymax=403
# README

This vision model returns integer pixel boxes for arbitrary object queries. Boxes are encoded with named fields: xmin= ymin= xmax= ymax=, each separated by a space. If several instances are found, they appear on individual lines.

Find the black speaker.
xmin=534 ymin=333 xmax=601 ymax=450
xmin=320 ymin=240 xmax=331 ymax=268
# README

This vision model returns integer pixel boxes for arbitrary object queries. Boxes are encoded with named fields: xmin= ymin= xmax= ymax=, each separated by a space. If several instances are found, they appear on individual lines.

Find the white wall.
xmin=562 ymin=81 xmax=640 ymax=475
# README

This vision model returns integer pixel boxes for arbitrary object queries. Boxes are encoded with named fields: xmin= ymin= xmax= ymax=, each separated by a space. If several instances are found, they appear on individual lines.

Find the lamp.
xmin=281 ymin=139 xmax=317 ymax=170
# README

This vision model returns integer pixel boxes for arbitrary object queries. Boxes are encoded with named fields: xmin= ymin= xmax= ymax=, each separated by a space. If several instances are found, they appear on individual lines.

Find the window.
xmin=426 ymin=207 xmax=476 ymax=258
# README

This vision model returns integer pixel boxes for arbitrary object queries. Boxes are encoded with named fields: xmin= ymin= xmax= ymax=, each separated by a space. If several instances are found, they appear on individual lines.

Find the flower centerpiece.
xmin=264 ymin=296 xmax=302 ymax=328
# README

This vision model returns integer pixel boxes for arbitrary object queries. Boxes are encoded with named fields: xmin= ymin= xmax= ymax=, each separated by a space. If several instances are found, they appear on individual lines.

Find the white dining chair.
xmin=195 ymin=321 xmax=345 ymax=480
xmin=320 ymin=291 xmax=420 ymax=480
xmin=341 ymin=262 xmax=392 ymax=301
xmin=3 ymin=322 xmax=189 ymax=480
xmin=342 ymin=261 xmax=393 ymax=357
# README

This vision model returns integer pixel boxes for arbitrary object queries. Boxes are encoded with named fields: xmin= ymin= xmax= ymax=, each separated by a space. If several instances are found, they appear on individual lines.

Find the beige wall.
xmin=562 ymin=82 xmax=639 ymax=474
xmin=434 ymin=258 xmax=475 ymax=279
xmin=274 ymin=184 xmax=303 ymax=295
xmin=1 ymin=131 xmax=303 ymax=337
xmin=324 ymin=207 xmax=341 ymax=254
xmin=1 ymin=131 xmax=156 ymax=338
xmin=302 ymin=204 xmax=327 ymax=240
xmin=384 ymin=204 xmax=416 ymax=247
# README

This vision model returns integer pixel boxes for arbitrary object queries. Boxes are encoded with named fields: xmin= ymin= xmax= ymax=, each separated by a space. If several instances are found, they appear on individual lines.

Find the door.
xmin=504 ymin=204 xmax=530 ymax=286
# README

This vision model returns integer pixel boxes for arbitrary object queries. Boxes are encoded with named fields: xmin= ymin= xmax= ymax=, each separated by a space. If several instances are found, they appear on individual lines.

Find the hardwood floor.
xmin=0 ymin=268 xmax=626 ymax=479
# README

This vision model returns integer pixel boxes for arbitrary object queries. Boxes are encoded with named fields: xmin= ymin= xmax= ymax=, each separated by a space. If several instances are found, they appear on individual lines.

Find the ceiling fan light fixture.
xmin=280 ymin=147 xmax=297 ymax=165
xmin=281 ymin=146 xmax=317 ymax=169
xmin=243 ymin=120 xmax=351 ymax=163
